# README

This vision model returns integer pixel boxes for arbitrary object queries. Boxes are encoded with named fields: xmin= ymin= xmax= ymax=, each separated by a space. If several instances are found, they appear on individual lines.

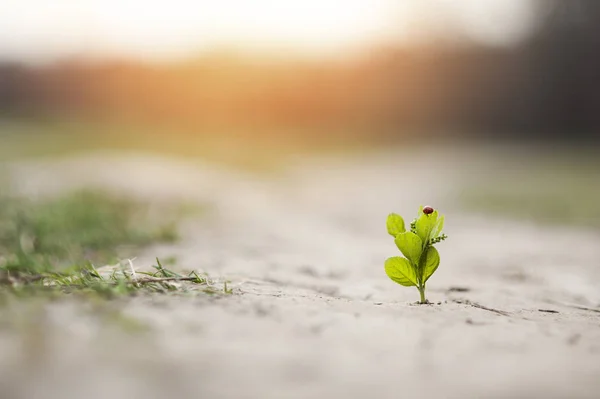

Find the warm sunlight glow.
xmin=0 ymin=0 xmax=396 ymax=61
xmin=0 ymin=0 xmax=539 ymax=63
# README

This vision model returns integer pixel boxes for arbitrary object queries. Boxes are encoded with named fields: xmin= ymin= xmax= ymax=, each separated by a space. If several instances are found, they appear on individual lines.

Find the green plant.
xmin=385 ymin=206 xmax=447 ymax=304
xmin=0 ymin=257 xmax=231 ymax=298
xmin=0 ymin=190 xmax=229 ymax=299
xmin=0 ymin=190 xmax=184 ymax=274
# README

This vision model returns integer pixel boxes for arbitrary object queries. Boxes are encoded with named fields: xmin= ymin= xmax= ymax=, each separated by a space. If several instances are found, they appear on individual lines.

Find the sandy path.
xmin=2 ymin=149 xmax=600 ymax=399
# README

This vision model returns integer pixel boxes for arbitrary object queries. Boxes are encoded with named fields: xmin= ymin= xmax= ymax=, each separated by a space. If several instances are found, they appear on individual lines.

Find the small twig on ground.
xmin=127 ymin=276 xmax=203 ymax=284
xmin=127 ymin=258 xmax=137 ymax=281
xmin=5 ymin=275 xmax=205 ymax=288
xmin=77 ymin=275 xmax=205 ymax=287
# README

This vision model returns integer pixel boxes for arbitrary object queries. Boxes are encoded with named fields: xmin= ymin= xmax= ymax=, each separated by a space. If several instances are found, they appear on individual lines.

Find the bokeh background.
xmin=1 ymin=0 xmax=600 ymax=222
xmin=2 ymin=0 xmax=600 ymax=138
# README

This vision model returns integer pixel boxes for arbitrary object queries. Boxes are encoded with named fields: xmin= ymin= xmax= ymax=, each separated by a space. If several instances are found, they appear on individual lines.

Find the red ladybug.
xmin=423 ymin=206 xmax=434 ymax=215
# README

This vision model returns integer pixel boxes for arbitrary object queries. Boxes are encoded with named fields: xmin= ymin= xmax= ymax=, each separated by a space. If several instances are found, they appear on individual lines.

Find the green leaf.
xmin=415 ymin=210 xmax=438 ymax=244
xmin=420 ymin=246 xmax=440 ymax=283
xmin=384 ymin=256 xmax=417 ymax=286
xmin=386 ymin=213 xmax=406 ymax=237
xmin=432 ymin=214 xmax=445 ymax=239
xmin=394 ymin=232 xmax=423 ymax=266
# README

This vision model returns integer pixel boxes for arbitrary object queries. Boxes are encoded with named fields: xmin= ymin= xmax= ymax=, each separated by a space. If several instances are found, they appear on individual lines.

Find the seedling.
xmin=385 ymin=205 xmax=447 ymax=304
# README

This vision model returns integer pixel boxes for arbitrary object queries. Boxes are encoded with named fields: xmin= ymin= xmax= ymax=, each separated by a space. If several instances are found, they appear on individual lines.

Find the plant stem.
xmin=418 ymin=285 xmax=426 ymax=304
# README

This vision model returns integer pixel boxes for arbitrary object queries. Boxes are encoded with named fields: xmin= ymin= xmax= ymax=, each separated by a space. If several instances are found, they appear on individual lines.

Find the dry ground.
xmin=1 ymin=147 xmax=599 ymax=399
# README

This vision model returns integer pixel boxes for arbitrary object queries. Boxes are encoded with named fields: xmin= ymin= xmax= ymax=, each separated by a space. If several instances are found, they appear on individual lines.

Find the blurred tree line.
xmin=0 ymin=1 xmax=598 ymax=141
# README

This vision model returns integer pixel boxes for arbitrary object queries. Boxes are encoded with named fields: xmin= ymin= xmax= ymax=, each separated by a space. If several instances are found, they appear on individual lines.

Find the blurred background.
xmin=1 ymin=0 xmax=600 ymax=142
xmin=1 ymin=0 xmax=600 ymax=221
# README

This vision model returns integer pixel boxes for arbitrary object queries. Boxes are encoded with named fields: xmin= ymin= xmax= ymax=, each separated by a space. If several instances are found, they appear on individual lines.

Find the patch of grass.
xmin=0 ymin=190 xmax=228 ymax=298
xmin=1 ymin=257 xmax=227 ymax=299
xmin=0 ymin=190 xmax=181 ymax=274
xmin=0 ymin=260 xmax=229 ymax=336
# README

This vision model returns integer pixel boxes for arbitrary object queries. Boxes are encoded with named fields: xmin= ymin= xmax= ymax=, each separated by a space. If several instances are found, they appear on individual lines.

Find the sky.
xmin=0 ymin=0 xmax=539 ymax=64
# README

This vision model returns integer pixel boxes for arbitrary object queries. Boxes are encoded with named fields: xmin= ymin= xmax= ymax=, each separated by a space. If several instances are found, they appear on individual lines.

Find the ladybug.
xmin=423 ymin=206 xmax=434 ymax=215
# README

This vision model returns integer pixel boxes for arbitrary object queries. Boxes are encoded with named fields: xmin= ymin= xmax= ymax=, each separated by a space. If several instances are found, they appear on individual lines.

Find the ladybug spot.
xmin=423 ymin=206 xmax=434 ymax=215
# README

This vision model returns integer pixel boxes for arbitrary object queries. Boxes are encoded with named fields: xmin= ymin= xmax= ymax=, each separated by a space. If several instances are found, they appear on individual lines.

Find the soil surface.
xmin=2 ymin=148 xmax=600 ymax=399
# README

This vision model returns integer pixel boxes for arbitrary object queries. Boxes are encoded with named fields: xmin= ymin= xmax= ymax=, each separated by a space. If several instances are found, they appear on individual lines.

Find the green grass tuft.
xmin=0 ymin=190 xmax=229 ymax=298
xmin=0 ymin=190 xmax=181 ymax=274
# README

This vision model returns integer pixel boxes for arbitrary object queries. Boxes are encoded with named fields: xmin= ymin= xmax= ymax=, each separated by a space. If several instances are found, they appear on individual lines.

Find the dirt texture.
xmin=1 ymin=149 xmax=600 ymax=399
